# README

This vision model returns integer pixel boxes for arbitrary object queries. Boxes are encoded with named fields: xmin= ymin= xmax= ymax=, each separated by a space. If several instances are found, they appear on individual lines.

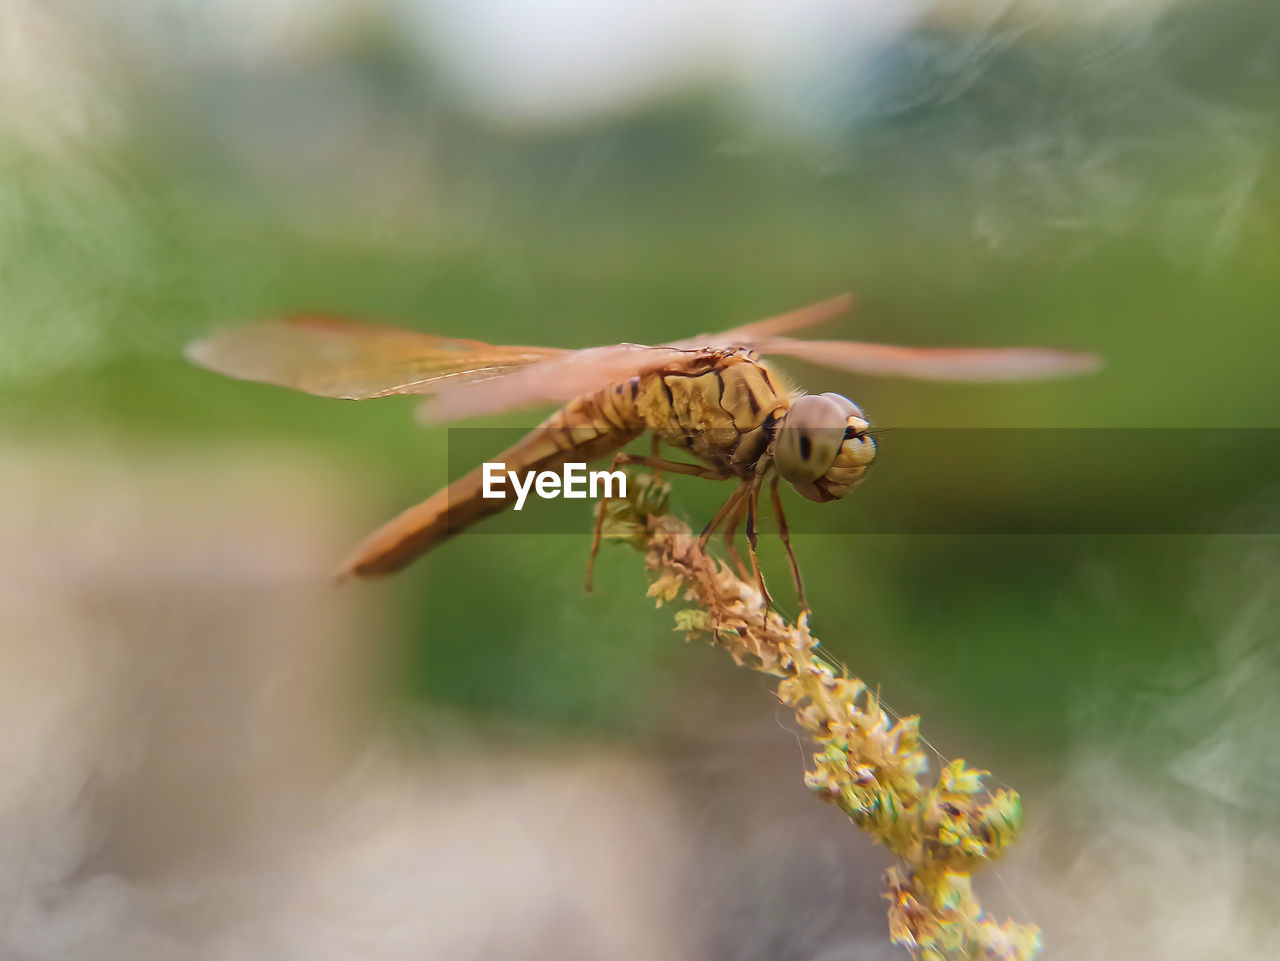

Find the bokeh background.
xmin=2 ymin=1 xmax=1278 ymax=958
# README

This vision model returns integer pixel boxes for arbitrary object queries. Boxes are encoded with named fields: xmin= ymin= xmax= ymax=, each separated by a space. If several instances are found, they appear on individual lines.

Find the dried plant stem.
xmin=601 ymin=474 xmax=1040 ymax=961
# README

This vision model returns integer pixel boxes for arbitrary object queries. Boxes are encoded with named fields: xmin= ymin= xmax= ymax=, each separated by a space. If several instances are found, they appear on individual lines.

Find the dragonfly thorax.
xmin=773 ymin=393 xmax=875 ymax=503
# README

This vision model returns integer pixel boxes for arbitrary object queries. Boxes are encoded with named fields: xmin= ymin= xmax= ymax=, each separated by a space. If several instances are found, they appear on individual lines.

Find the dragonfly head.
xmin=773 ymin=393 xmax=876 ymax=503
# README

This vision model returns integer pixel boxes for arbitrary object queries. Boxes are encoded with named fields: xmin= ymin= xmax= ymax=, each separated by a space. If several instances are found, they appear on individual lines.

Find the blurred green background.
xmin=2 ymin=0 xmax=1277 ymax=806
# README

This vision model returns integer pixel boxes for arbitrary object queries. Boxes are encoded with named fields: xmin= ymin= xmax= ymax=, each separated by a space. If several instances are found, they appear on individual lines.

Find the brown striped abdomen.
xmin=338 ymin=387 xmax=644 ymax=577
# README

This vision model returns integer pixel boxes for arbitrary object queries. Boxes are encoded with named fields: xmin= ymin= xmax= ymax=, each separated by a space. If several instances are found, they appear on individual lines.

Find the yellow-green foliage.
xmin=601 ymin=473 xmax=1040 ymax=961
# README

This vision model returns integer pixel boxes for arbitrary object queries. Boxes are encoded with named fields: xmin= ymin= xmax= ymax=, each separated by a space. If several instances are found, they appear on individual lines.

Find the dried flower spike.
xmin=600 ymin=473 xmax=1041 ymax=961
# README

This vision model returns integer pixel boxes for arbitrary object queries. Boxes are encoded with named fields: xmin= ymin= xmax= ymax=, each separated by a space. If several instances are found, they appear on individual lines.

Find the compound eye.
xmin=775 ymin=395 xmax=848 ymax=484
xmin=818 ymin=392 xmax=865 ymax=422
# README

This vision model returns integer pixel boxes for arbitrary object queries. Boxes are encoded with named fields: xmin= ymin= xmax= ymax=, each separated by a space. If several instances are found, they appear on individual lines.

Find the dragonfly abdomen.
xmin=338 ymin=386 xmax=644 ymax=577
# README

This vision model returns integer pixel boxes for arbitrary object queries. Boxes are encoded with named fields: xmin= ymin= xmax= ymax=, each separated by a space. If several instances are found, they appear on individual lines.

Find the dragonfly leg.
xmin=589 ymin=450 xmax=733 ymax=591
xmin=744 ymin=478 xmax=774 ymax=610
xmin=721 ymin=495 xmax=753 ymax=581
xmin=769 ymin=473 xmax=807 ymax=613
xmin=616 ymin=452 xmax=731 ymax=481
xmin=650 ymin=434 xmax=663 ymax=482
xmin=698 ymin=482 xmax=750 ymax=549
xmin=586 ymin=451 xmax=628 ymax=592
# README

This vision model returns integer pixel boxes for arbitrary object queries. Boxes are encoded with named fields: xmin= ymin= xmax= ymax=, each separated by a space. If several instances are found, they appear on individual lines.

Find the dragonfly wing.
xmin=755 ymin=337 xmax=1102 ymax=381
xmin=421 ymin=295 xmax=860 ymax=420
xmin=420 ymin=344 xmax=695 ymax=423
xmin=666 ymin=293 xmax=854 ymax=350
xmin=186 ymin=317 xmax=566 ymax=400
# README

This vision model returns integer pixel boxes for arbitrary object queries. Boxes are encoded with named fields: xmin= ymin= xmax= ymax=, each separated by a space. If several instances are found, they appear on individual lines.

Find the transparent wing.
xmin=667 ymin=293 xmax=854 ymax=349
xmin=189 ymin=298 xmax=1099 ymax=426
xmin=418 ymin=294 xmax=854 ymax=421
xmin=753 ymin=337 xmax=1102 ymax=381
xmin=420 ymin=344 xmax=695 ymax=422
xmin=186 ymin=317 xmax=566 ymax=400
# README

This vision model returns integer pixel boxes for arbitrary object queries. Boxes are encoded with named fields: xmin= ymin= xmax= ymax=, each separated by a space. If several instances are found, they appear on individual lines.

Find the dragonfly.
xmin=187 ymin=294 xmax=1098 ymax=606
